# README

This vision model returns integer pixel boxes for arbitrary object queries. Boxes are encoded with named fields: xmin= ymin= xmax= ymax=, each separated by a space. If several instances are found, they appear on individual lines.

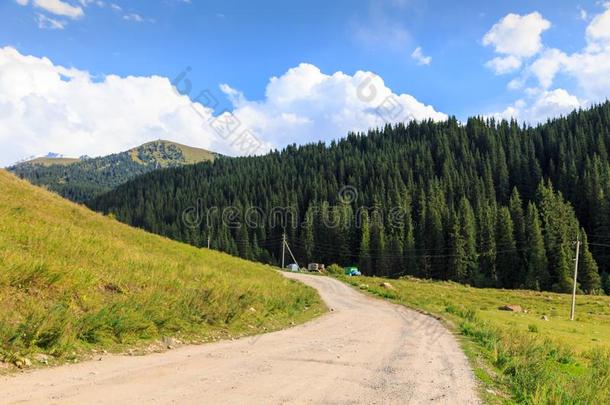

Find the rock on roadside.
xmin=498 ymin=304 xmax=523 ymax=313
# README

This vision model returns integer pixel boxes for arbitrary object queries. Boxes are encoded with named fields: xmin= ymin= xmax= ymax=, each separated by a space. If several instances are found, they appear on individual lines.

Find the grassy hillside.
xmin=8 ymin=140 xmax=217 ymax=203
xmin=340 ymin=275 xmax=610 ymax=404
xmin=0 ymin=170 xmax=324 ymax=370
xmin=24 ymin=157 xmax=80 ymax=167
xmin=129 ymin=140 xmax=216 ymax=165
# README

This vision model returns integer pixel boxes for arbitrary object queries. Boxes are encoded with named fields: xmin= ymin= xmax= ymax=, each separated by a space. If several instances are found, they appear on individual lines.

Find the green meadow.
xmin=340 ymin=275 xmax=610 ymax=404
xmin=0 ymin=170 xmax=324 ymax=370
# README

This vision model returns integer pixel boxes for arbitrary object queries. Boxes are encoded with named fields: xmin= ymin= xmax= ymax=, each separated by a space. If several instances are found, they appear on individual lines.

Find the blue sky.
xmin=0 ymin=0 xmax=609 ymax=165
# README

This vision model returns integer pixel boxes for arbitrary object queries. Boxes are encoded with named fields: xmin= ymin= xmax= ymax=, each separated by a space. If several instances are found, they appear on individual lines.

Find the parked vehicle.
xmin=344 ymin=266 xmax=361 ymax=276
xmin=308 ymin=263 xmax=321 ymax=272
xmin=286 ymin=263 xmax=300 ymax=272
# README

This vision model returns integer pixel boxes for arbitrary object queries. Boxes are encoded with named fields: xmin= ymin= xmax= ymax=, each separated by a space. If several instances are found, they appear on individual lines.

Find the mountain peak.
xmin=8 ymin=140 xmax=218 ymax=202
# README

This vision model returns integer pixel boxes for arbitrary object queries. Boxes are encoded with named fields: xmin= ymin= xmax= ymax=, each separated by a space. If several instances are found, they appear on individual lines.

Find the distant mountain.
xmin=8 ymin=140 xmax=218 ymax=203
xmin=23 ymin=157 xmax=81 ymax=167
xmin=13 ymin=152 xmax=78 ymax=166
xmin=43 ymin=152 xmax=67 ymax=159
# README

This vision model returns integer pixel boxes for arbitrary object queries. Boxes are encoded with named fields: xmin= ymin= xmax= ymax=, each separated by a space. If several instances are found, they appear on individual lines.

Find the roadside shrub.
xmin=445 ymin=304 xmax=478 ymax=321
xmin=326 ymin=264 xmax=343 ymax=275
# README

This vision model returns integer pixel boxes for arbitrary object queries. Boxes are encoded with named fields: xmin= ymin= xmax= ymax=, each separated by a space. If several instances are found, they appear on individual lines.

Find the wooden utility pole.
xmin=285 ymin=238 xmax=299 ymax=268
xmin=281 ymin=232 xmax=286 ymax=269
xmin=570 ymin=235 xmax=581 ymax=321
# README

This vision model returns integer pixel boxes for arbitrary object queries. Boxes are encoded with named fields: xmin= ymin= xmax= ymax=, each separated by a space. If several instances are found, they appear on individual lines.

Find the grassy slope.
xmin=168 ymin=141 xmax=217 ymax=164
xmin=339 ymin=275 xmax=610 ymax=404
xmin=0 ymin=170 xmax=324 ymax=369
xmin=24 ymin=157 xmax=80 ymax=167
xmin=128 ymin=140 xmax=216 ymax=165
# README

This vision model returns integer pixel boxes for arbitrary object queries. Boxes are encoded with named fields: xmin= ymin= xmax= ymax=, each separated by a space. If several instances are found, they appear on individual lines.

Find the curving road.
xmin=0 ymin=273 xmax=479 ymax=404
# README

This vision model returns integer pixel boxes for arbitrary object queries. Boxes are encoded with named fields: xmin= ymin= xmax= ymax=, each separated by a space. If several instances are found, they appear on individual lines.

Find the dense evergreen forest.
xmin=8 ymin=141 xmax=215 ymax=202
xmin=90 ymin=102 xmax=610 ymax=294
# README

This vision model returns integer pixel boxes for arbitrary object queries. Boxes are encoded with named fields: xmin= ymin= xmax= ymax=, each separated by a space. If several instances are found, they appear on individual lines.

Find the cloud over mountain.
xmin=0 ymin=48 xmax=445 ymax=166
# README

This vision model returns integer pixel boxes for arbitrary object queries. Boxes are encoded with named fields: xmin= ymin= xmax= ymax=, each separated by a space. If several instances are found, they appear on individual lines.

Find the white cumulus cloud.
xmin=483 ymin=12 xmax=550 ymax=74
xmin=219 ymin=63 xmax=446 ymax=149
xmin=0 ymin=47 xmax=220 ymax=166
xmin=486 ymin=55 xmax=522 ymax=75
xmin=0 ymin=48 xmax=445 ymax=166
xmin=485 ymin=5 xmax=610 ymax=122
xmin=483 ymin=12 xmax=550 ymax=58
xmin=488 ymin=89 xmax=582 ymax=123
xmin=524 ymin=7 xmax=610 ymax=99
xmin=586 ymin=3 xmax=610 ymax=45
xmin=528 ymin=48 xmax=569 ymax=88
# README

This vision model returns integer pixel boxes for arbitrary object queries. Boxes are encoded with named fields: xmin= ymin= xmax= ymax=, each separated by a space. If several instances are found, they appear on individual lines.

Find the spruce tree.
xmin=458 ymin=197 xmax=478 ymax=284
xmin=477 ymin=202 xmax=497 ymax=287
xmin=579 ymin=231 xmax=602 ymax=294
xmin=359 ymin=210 xmax=372 ymax=274
xmin=448 ymin=216 xmax=468 ymax=282
xmin=495 ymin=206 xmax=518 ymax=288
xmin=524 ymin=203 xmax=548 ymax=290
xmin=537 ymin=181 xmax=592 ymax=293
xmin=301 ymin=205 xmax=315 ymax=263
xmin=370 ymin=209 xmax=386 ymax=276
xmin=509 ymin=188 xmax=527 ymax=284
xmin=386 ymin=236 xmax=403 ymax=276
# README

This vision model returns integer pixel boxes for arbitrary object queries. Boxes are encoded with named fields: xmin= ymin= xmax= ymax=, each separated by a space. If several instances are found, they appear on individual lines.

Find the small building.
xmin=286 ymin=263 xmax=299 ymax=272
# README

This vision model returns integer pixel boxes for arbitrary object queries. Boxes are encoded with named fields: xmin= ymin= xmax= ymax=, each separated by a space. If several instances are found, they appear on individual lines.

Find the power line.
xmin=588 ymin=242 xmax=610 ymax=248
xmin=587 ymin=234 xmax=610 ymax=239
xmin=284 ymin=234 xmax=531 ymax=260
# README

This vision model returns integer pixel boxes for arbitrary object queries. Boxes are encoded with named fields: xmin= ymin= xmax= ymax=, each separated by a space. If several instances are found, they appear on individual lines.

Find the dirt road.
xmin=0 ymin=273 xmax=479 ymax=404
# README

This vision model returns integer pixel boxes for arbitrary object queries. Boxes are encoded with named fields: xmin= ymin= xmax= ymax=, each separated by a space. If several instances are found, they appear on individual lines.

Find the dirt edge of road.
xmin=0 ymin=272 xmax=481 ymax=404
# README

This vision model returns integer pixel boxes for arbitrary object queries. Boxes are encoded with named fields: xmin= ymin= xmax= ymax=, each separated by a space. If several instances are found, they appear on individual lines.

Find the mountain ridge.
xmin=8 ymin=140 xmax=218 ymax=203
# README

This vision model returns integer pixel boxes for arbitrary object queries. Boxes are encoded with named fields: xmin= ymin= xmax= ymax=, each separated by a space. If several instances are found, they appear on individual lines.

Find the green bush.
xmin=326 ymin=264 xmax=343 ymax=275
